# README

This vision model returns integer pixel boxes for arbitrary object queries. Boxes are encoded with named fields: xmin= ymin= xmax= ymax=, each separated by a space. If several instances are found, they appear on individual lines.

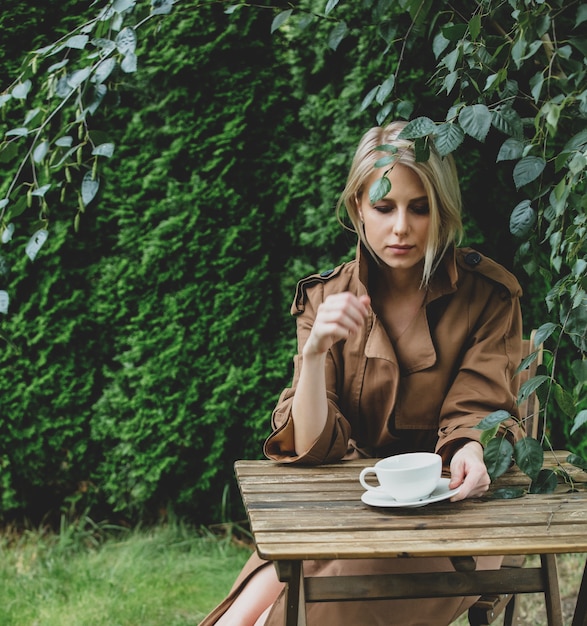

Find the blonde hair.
xmin=336 ymin=121 xmax=463 ymax=285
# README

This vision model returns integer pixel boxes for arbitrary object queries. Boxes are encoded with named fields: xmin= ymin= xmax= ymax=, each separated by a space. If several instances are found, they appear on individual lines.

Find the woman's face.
xmin=358 ymin=163 xmax=431 ymax=277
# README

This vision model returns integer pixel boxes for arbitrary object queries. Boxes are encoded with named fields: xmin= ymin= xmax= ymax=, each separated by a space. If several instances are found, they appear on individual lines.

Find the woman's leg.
xmin=214 ymin=563 xmax=284 ymax=626
xmin=253 ymin=605 xmax=273 ymax=626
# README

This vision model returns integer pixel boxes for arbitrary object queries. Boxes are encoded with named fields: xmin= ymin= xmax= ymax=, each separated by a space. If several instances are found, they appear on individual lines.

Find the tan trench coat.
xmin=265 ymin=244 xmax=523 ymax=465
xmin=200 ymin=246 xmax=523 ymax=626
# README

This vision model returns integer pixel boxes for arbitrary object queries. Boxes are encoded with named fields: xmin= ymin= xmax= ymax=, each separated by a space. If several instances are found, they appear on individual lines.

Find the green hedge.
xmin=0 ymin=1 xmax=562 ymax=525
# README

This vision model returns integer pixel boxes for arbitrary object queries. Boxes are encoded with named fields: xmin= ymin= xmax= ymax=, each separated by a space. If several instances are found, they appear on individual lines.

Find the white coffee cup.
xmin=359 ymin=452 xmax=442 ymax=502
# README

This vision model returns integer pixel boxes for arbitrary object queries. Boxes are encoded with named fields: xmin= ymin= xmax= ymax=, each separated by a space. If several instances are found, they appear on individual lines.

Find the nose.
xmin=392 ymin=207 xmax=410 ymax=236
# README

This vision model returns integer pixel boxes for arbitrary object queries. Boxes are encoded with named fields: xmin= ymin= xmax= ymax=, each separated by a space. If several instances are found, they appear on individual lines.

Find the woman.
xmin=200 ymin=121 xmax=523 ymax=626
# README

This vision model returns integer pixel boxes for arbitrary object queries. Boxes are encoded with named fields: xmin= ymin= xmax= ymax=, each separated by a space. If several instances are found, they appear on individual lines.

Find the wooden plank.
xmin=541 ymin=554 xmax=563 ymax=626
xmin=255 ymin=524 xmax=587 ymax=540
xmin=252 ymin=531 xmax=587 ymax=560
xmin=303 ymin=568 xmax=546 ymax=601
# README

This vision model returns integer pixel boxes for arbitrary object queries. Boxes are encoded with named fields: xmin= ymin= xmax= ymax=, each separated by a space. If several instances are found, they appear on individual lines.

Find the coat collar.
xmin=355 ymin=243 xmax=458 ymax=373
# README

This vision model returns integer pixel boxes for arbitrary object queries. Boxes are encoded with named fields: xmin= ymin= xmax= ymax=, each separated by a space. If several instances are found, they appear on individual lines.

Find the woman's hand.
xmin=449 ymin=441 xmax=491 ymax=501
xmin=303 ymin=292 xmax=371 ymax=356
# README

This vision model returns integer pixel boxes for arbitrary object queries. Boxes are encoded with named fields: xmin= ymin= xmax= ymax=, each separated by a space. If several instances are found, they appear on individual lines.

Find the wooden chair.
xmin=467 ymin=330 xmax=546 ymax=625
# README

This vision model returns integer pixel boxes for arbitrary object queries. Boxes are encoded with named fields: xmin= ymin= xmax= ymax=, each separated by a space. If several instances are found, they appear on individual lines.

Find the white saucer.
xmin=361 ymin=478 xmax=461 ymax=508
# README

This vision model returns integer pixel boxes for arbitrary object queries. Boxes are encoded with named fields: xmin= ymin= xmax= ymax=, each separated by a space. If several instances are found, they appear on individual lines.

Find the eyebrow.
xmin=374 ymin=195 xmax=429 ymax=203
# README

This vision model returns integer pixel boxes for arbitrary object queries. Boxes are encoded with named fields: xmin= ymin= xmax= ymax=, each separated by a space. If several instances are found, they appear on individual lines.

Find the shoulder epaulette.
xmin=456 ymin=248 xmax=522 ymax=298
xmin=292 ymin=264 xmax=344 ymax=314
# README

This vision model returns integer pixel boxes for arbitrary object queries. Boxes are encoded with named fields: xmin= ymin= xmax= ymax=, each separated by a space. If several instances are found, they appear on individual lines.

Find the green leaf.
xmin=571 ymin=360 xmax=587 ymax=384
xmin=479 ymin=424 xmax=500 ymax=446
xmin=328 ymin=21 xmax=347 ymax=51
xmin=458 ymin=104 xmax=491 ymax=141
xmin=509 ymin=200 xmax=536 ymax=238
xmin=93 ymin=58 xmax=117 ymax=84
xmin=443 ymin=71 xmax=459 ymax=95
xmin=511 ymin=37 xmax=526 ymax=69
xmin=442 ymin=23 xmax=467 ymax=42
xmin=92 ymin=143 xmax=115 ymax=158
xmin=534 ymin=322 xmax=557 ymax=345
xmin=514 ymin=436 xmax=543 ymax=482
xmin=468 ymin=14 xmax=481 ymax=40
xmin=368 ymin=176 xmax=391 ymax=204
xmin=374 ymin=155 xmax=395 ymax=168
xmin=360 ymin=85 xmax=379 ymax=111
xmin=530 ymin=72 xmax=544 ymax=103
xmin=325 ymin=0 xmax=340 ymax=15
xmin=12 ymin=80 xmax=32 ymax=100
xmin=474 ymin=409 xmax=512 ymax=430
xmin=528 ymin=469 xmax=557 ymax=494
xmin=515 ymin=350 xmax=539 ymax=376
xmin=396 ymin=100 xmax=414 ymax=120
xmin=484 ymin=437 xmax=514 ymax=481
xmin=497 ymin=138 xmax=524 ymax=162
xmin=442 ymin=48 xmax=460 ymax=72
xmin=7 ymin=196 xmax=26 ymax=219
xmin=0 ymin=290 xmax=9 ymax=314
xmin=553 ymin=383 xmax=575 ymax=418
xmin=433 ymin=123 xmax=464 ymax=156
xmin=25 ymin=229 xmax=48 ymax=261
xmin=513 ymin=156 xmax=546 ymax=189
xmin=113 ymin=0 xmax=136 ymax=12
xmin=65 ymin=35 xmax=89 ymax=50
xmin=570 ymin=410 xmax=587 ymax=436
xmin=31 ymin=184 xmax=51 ymax=198
xmin=24 ymin=108 xmax=41 ymax=127
xmin=517 ymin=375 xmax=549 ymax=405
xmin=55 ymin=136 xmax=74 ymax=148
xmin=567 ymin=453 xmax=587 ymax=471
xmin=376 ymin=75 xmax=395 ymax=105
xmin=81 ymin=172 xmax=100 ymax=206
xmin=67 ymin=67 xmax=92 ymax=90
xmin=47 ymin=59 xmax=69 ymax=73
xmin=121 ymin=53 xmax=138 ymax=74
xmin=5 ymin=127 xmax=29 ymax=137
xmin=398 ymin=116 xmax=436 ymax=139
xmin=483 ymin=73 xmax=501 ymax=93
xmin=414 ymin=137 xmax=429 ymax=162
xmin=33 ymin=141 xmax=50 ymax=164
xmin=562 ymin=293 xmax=587 ymax=352
xmin=116 ymin=27 xmax=137 ymax=56
xmin=271 ymin=10 xmax=292 ymax=33
xmin=432 ymin=32 xmax=450 ymax=58
xmin=151 ymin=0 xmax=174 ymax=15
xmin=490 ymin=487 xmax=525 ymax=500
xmin=374 ymin=144 xmax=398 ymax=153
xmin=491 ymin=107 xmax=523 ymax=139
xmin=577 ymin=5 xmax=587 ymax=27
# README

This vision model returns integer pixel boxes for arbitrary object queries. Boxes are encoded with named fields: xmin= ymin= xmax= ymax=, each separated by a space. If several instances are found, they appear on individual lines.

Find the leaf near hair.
xmin=368 ymin=176 xmax=391 ymax=204
xmin=397 ymin=116 xmax=437 ymax=139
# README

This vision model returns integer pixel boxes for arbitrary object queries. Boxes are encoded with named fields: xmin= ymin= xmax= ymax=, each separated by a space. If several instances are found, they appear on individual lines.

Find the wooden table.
xmin=235 ymin=454 xmax=587 ymax=626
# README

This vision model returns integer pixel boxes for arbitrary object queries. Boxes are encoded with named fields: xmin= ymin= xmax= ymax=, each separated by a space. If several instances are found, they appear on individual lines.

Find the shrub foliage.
xmin=0 ymin=0 xmax=584 ymax=523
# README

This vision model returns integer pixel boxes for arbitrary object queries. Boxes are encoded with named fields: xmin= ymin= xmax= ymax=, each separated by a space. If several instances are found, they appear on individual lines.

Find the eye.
xmin=372 ymin=203 xmax=393 ymax=213
xmin=411 ymin=203 xmax=430 ymax=215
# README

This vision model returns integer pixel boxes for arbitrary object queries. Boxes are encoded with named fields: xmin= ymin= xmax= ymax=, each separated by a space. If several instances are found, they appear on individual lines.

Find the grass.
xmin=0 ymin=516 xmax=251 ymax=626
xmin=0 ymin=516 xmax=584 ymax=625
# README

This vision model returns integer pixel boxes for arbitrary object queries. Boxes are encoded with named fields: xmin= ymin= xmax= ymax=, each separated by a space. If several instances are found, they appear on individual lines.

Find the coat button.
xmin=320 ymin=269 xmax=334 ymax=277
xmin=464 ymin=252 xmax=482 ymax=266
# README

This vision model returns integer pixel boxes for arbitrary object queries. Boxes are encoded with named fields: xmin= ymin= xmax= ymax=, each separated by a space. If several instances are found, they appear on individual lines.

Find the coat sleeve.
xmin=263 ymin=280 xmax=353 ymax=465
xmin=435 ymin=280 xmax=524 ymax=460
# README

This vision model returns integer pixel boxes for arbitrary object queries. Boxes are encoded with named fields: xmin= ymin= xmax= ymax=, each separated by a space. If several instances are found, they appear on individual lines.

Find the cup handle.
xmin=359 ymin=467 xmax=379 ymax=491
